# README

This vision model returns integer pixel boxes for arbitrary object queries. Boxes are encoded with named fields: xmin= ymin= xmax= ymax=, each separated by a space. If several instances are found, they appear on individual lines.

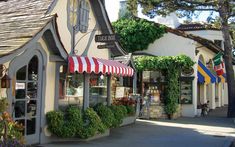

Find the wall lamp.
xmin=0 ymin=64 xmax=11 ymax=88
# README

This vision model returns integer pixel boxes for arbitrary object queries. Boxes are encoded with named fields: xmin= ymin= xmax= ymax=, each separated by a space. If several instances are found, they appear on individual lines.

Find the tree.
xmin=127 ymin=0 xmax=235 ymax=117
xmin=112 ymin=18 xmax=166 ymax=52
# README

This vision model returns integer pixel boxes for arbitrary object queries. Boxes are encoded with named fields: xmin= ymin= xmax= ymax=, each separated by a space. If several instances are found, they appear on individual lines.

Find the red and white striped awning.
xmin=68 ymin=56 xmax=134 ymax=77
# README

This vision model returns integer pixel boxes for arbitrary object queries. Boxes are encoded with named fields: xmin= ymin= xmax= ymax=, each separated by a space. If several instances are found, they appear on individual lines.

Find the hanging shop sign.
xmin=95 ymin=34 xmax=119 ymax=42
xmin=181 ymin=67 xmax=194 ymax=77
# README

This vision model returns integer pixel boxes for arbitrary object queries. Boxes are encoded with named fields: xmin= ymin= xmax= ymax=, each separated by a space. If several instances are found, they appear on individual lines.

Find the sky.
xmin=105 ymin=0 xmax=216 ymax=27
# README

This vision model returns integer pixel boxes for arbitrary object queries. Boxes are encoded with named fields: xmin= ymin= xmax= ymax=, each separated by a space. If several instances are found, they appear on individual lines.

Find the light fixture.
xmin=0 ymin=64 xmax=11 ymax=88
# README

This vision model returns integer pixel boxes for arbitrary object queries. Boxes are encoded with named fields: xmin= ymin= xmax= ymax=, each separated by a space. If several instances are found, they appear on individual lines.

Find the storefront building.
xmin=133 ymin=24 xmax=228 ymax=118
xmin=0 ymin=0 xmax=134 ymax=145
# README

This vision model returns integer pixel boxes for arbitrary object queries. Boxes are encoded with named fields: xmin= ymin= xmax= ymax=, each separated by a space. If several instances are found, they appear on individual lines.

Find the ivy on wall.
xmin=112 ymin=18 xmax=166 ymax=53
xmin=134 ymin=55 xmax=195 ymax=116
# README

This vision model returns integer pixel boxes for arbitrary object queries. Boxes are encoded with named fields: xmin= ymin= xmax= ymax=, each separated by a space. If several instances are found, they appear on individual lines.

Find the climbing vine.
xmin=112 ymin=18 xmax=166 ymax=53
xmin=134 ymin=55 xmax=195 ymax=116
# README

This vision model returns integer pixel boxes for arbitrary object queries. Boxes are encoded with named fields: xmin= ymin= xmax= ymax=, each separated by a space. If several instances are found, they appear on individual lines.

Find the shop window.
xmin=89 ymin=74 xmax=107 ymax=107
xmin=58 ymin=65 xmax=84 ymax=110
xmin=78 ymin=0 xmax=90 ymax=33
xmin=142 ymin=71 xmax=166 ymax=104
xmin=180 ymin=77 xmax=193 ymax=104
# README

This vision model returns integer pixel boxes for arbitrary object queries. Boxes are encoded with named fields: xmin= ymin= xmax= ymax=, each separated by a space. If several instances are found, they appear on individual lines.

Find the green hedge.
xmin=46 ymin=105 xmax=132 ymax=138
xmin=125 ymin=105 xmax=135 ymax=116
xmin=78 ymin=108 xmax=106 ymax=139
xmin=94 ymin=104 xmax=115 ymax=129
xmin=46 ymin=106 xmax=105 ymax=139
xmin=109 ymin=105 xmax=127 ymax=127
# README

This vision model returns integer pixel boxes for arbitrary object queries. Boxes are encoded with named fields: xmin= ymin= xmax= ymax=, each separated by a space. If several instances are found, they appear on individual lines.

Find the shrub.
xmin=46 ymin=111 xmax=65 ymax=137
xmin=78 ymin=108 xmax=106 ymax=139
xmin=46 ymin=107 xmax=107 ymax=139
xmin=46 ymin=106 xmax=82 ymax=138
xmin=109 ymin=105 xmax=126 ymax=127
xmin=119 ymin=105 xmax=128 ymax=117
xmin=126 ymin=105 xmax=135 ymax=116
xmin=94 ymin=104 xmax=115 ymax=129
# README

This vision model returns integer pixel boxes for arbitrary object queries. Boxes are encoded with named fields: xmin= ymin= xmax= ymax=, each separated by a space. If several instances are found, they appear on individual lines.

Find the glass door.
xmin=13 ymin=55 xmax=42 ymax=144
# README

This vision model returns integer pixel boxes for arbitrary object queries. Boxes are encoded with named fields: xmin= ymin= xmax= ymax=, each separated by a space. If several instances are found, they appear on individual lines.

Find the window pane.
xmin=28 ymin=56 xmax=38 ymax=81
xmin=27 ymin=82 xmax=37 ymax=99
xmin=59 ymin=73 xmax=84 ymax=110
xmin=89 ymin=74 xmax=107 ymax=107
xmin=27 ymin=118 xmax=36 ymax=135
xmin=15 ymin=88 xmax=26 ymax=99
xmin=15 ymin=101 xmax=26 ymax=118
xmin=27 ymin=100 xmax=37 ymax=117
xmin=16 ymin=66 xmax=26 ymax=80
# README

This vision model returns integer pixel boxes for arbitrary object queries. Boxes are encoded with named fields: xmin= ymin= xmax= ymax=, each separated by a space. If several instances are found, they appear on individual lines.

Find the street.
xmin=43 ymin=107 xmax=235 ymax=147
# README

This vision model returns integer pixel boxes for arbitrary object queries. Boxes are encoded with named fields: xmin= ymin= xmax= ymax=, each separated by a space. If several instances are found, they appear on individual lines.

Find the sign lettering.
xmin=95 ymin=34 xmax=119 ymax=42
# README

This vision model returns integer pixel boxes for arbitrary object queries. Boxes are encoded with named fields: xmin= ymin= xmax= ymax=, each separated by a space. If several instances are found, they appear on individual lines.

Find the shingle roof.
xmin=0 ymin=0 xmax=53 ymax=57
xmin=0 ymin=0 xmax=126 ymax=58
xmin=177 ymin=23 xmax=220 ymax=31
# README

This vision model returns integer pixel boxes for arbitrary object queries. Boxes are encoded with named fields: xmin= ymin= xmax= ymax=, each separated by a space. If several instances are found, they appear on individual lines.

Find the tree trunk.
xmin=218 ymin=0 xmax=235 ymax=118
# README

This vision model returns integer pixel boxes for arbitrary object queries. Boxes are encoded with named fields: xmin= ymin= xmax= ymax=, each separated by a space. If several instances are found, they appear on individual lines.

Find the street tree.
xmin=127 ymin=0 xmax=235 ymax=117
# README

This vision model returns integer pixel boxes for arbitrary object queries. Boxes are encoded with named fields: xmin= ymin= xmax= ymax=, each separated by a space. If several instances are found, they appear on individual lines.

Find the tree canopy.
xmin=112 ymin=18 xmax=166 ymax=53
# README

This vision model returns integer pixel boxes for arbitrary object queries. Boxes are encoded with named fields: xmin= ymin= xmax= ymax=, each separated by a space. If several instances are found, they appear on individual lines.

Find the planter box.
xmin=120 ymin=116 xmax=136 ymax=127
xmin=50 ymin=129 xmax=110 ymax=143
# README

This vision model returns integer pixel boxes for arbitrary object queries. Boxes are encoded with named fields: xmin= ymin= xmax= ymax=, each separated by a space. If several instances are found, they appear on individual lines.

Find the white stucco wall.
xmin=145 ymin=33 xmax=195 ymax=59
xmin=50 ymin=0 xmax=110 ymax=59
xmin=186 ymin=30 xmax=224 ymax=50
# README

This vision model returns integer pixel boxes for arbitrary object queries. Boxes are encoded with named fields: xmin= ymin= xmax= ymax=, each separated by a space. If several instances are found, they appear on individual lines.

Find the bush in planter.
xmin=78 ymin=108 xmax=106 ymax=139
xmin=46 ymin=106 xmax=82 ymax=138
xmin=46 ymin=107 xmax=107 ymax=139
xmin=109 ymin=105 xmax=127 ymax=127
xmin=93 ymin=103 xmax=115 ymax=129
xmin=119 ymin=105 xmax=128 ymax=117
xmin=125 ymin=105 xmax=135 ymax=116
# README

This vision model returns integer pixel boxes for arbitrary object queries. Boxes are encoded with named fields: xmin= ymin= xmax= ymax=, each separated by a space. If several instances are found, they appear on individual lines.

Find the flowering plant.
xmin=113 ymin=97 xmax=136 ymax=106
xmin=0 ymin=98 xmax=25 ymax=147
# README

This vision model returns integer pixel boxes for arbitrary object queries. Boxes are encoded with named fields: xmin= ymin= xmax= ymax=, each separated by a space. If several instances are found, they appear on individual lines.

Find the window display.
xmin=89 ymin=74 xmax=107 ymax=107
xmin=142 ymin=71 xmax=166 ymax=104
xmin=180 ymin=78 xmax=193 ymax=104
xmin=58 ymin=67 xmax=84 ymax=109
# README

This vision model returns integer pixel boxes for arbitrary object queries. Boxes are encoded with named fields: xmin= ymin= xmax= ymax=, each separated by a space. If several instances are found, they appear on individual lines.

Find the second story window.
xmin=79 ymin=0 xmax=90 ymax=33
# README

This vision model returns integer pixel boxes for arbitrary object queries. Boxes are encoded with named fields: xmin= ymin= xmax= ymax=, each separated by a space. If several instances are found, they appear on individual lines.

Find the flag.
xmin=213 ymin=52 xmax=224 ymax=76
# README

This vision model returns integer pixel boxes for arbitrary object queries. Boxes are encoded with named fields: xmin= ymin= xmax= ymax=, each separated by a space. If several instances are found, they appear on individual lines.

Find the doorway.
xmin=9 ymin=51 xmax=44 ymax=145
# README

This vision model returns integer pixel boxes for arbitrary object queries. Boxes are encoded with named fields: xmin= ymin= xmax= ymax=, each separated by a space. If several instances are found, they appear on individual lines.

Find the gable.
xmin=49 ymin=0 xmax=126 ymax=59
